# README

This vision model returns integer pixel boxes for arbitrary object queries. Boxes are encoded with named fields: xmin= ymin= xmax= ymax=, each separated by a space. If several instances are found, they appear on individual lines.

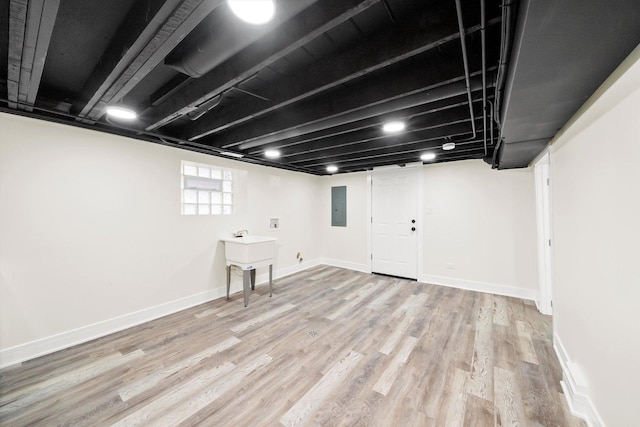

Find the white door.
xmin=371 ymin=167 xmax=420 ymax=279
xmin=535 ymin=152 xmax=553 ymax=315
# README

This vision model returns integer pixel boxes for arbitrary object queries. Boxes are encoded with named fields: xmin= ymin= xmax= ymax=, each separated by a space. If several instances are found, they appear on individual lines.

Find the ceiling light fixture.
xmin=326 ymin=165 xmax=338 ymax=173
xmin=420 ymin=152 xmax=436 ymax=161
xmin=442 ymin=142 xmax=456 ymax=151
xmin=265 ymin=149 xmax=280 ymax=159
xmin=220 ymin=151 xmax=244 ymax=158
xmin=105 ymin=106 xmax=137 ymax=120
xmin=382 ymin=121 xmax=405 ymax=133
xmin=227 ymin=0 xmax=275 ymax=25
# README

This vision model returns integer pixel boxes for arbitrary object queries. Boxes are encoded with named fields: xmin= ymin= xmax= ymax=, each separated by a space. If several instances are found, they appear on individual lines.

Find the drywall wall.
xmin=319 ymin=172 xmax=370 ymax=271
xmin=0 ymin=112 xmax=540 ymax=366
xmin=421 ymin=160 xmax=538 ymax=298
xmin=550 ymin=44 xmax=640 ymax=425
xmin=0 ymin=113 xmax=321 ymax=362
xmin=317 ymin=161 xmax=538 ymax=298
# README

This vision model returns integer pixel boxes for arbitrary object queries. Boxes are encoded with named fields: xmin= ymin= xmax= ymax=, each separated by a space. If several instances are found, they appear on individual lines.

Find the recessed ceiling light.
xmin=220 ymin=151 xmax=244 ymax=158
xmin=105 ymin=106 xmax=137 ymax=120
xmin=265 ymin=149 xmax=280 ymax=159
xmin=420 ymin=152 xmax=436 ymax=161
xmin=382 ymin=121 xmax=405 ymax=133
xmin=326 ymin=165 xmax=338 ymax=173
xmin=227 ymin=0 xmax=275 ymax=24
xmin=442 ymin=142 xmax=456 ymax=151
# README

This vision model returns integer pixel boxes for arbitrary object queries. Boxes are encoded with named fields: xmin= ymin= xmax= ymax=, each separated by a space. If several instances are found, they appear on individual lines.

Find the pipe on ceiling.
xmin=236 ymin=76 xmax=485 ymax=150
xmin=494 ymin=0 xmax=516 ymax=131
xmin=480 ymin=0 xmax=488 ymax=157
xmin=453 ymin=0 xmax=477 ymax=142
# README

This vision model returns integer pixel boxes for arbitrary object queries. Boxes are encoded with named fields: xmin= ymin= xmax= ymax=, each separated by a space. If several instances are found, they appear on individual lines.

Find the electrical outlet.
xmin=446 ymin=262 xmax=456 ymax=269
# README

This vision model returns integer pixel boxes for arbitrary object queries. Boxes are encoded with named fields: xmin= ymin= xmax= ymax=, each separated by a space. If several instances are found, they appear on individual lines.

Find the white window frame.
xmin=181 ymin=161 xmax=234 ymax=215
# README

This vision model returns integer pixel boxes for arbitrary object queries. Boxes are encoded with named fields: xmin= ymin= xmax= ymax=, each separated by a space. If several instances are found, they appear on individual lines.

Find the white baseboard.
xmin=321 ymin=258 xmax=371 ymax=274
xmin=0 ymin=259 xmax=325 ymax=369
xmin=554 ymin=334 xmax=604 ymax=427
xmin=419 ymin=274 xmax=537 ymax=301
xmin=0 ymin=288 xmax=224 ymax=369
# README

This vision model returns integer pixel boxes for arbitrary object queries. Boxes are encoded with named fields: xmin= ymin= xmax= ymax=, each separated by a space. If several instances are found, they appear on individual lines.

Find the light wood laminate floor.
xmin=0 ymin=266 xmax=585 ymax=426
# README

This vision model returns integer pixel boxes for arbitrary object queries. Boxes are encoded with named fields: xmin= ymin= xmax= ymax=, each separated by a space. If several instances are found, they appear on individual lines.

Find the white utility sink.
xmin=220 ymin=236 xmax=277 ymax=269
xmin=220 ymin=235 xmax=278 ymax=307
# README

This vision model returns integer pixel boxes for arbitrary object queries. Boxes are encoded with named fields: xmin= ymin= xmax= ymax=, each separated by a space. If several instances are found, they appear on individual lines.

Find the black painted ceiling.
xmin=2 ymin=0 xmax=639 ymax=174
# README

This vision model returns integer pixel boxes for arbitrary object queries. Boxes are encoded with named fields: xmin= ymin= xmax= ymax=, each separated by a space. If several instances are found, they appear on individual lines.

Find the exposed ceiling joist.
xmin=186 ymin=16 xmax=502 ymax=142
xmin=8 ymin=0 xmax=60 ymax=111
xmin=144 ymin=0 xmax=382 ymax=131
xmin=320 ymin=143 xmax=488 ymax=169
xmin=215 ymin=49 xmax=489 ymax=150
xmin=281 ymin=105 xmax=480 ymax=159
xmin=78 ymin=0 xmax=224 ymax=122
xmin=73 ymin=0 xmax=186 ymax=117
xmin=291 ymin=118 xmax=484 ymax=165
xmin=247 ymin=97 xmax=475 ymax=154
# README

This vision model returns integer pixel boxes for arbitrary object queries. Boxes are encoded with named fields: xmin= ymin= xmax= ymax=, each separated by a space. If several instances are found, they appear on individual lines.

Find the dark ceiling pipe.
xmin=494 ymin=0 xmax=516 ymax=130
xmin=453 ymin=0 xmax=477 ymax=142
xmin=480 ymin=0 xmax=488 ymax=157
xmin=237 ymin=76 xmax=485 ymax=150
xmin=165 ymin=0 xmax=318 ymax=77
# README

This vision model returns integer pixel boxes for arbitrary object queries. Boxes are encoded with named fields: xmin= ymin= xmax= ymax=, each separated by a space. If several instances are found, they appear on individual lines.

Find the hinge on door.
xmin=551 ymin=300 xmax=553 ymax=308
xmin=371 ymin=253 xmax=373 ymax=260
xmin=547 ymin=178 xmax=550 ymax=186
xmin=548 ymin=239 xmax=551 ymax=246
xmin=371 ymin=216 xmax=373 ymax=223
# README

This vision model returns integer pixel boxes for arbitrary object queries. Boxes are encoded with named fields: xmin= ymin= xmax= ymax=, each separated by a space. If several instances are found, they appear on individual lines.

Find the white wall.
xmin=550 ymin=44 xmax=640 ymax=425
xmin=421 ymin=160 xmax=538 ymax=299
xmin=0 ymin=112 xmax=540 ymax=367
xmin=319 ymin=172 xmax=370 ymax=272
xmin=0 ymin=113 xmax=321 ymax=364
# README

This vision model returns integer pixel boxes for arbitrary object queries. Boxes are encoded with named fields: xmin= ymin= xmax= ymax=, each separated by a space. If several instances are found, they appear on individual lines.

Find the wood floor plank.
xmin=493 ymin=295 xmax=511 ymax=326
xmin=0 ymin=349 xmax=144 ymax=413
xmin=153 ymin=354 xmax=272 ymax=426
xmin=373 ymin=335 xmax=418 ymax=396
xmin=230 ymin=303 xmax=296 ymax=333
xmin=279 ymin=350 xmax=363 ymax=427
xmin=494 ymin=366 xmax=527 ymax=426
xmin=439 ymin=368 xmax=469 ymax=427
xmin=516 ymin=320 xmax=540 ymax=365
xmin=0 ymin=266 xmax=585 ymax=427
xmin=117 ymin=336 xmax=240 ymax=401
xmin=325 ymin=282 xmax=379 ymax=321
xmin=467 ymin=295 xmax=494 ymax=401
xmin=463 ymin=393 xmax=494 ymax=426
xmin=367 ymin=282 xmax=402 ymax=311
xmin=378 ymin=315 xmax=414 ymax=355
xmin=110 ymin=361 xmax=237 ymax=426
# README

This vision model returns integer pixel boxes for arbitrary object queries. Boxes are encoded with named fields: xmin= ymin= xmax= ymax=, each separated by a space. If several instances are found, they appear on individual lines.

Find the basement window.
xmin=181 ymin=161 xmax=234 ymax=215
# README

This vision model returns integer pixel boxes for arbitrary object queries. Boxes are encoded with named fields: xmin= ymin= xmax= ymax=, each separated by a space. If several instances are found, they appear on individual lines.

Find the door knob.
xmin=411 ymin=219 xmax=416 ymax=223
xmin=411 ymin=227 xmax=416 ymax=231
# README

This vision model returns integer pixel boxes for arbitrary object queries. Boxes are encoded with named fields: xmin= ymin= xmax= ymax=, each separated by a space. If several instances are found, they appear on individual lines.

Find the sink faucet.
xmin=234 ymin=229 xmax=248 ymax=237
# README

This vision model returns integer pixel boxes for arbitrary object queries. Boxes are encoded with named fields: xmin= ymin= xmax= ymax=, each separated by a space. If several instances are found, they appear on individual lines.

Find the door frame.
xmin=534 ymin=150 xmax=554 ymax=315
xmin=368 ymin=163 xmax=424 ymax=280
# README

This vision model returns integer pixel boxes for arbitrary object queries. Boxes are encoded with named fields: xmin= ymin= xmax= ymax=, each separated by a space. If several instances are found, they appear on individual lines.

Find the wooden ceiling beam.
xmin=76 ymin=0 xmax=224 ymax=122
xmin=207 ymin=47 xmax=488 ymax=150
xmin=289 ymin=119 xmax=483 ymax=165
xmin=143 ymin=0 xmax=381 ymax=131
xmin=185 ymin=16 xmax=500 ymax=142
xmin=8 ymin=0 xmax=60 ymax=111
xmin=306 ymin=144 xmax=487 ymax=172
xmin=281 ymin=106 xmax=479 ymax=161
xmin=246 ymin=97 xmax=473 ymax=154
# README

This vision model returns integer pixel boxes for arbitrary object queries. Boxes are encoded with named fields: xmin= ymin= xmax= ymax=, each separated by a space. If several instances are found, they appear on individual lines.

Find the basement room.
xmin=1 ymin=0 xmax=639 ymax=425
